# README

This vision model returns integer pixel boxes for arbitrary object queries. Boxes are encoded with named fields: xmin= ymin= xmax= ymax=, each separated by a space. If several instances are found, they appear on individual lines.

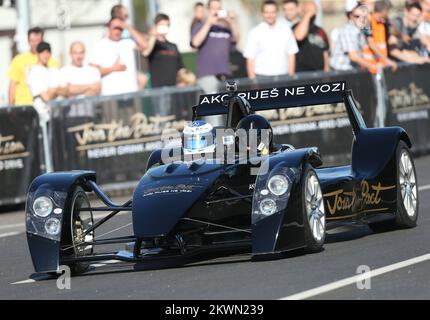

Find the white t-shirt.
xmin=244 ymin=22 xmax=299 ymax=76
xmin=27 ymin=64 xmax=61 ymax=97
xmin=89 ymin=37 xmax=138 ymax=96
xmin=59 ymin=65 xmax=101 ymax=87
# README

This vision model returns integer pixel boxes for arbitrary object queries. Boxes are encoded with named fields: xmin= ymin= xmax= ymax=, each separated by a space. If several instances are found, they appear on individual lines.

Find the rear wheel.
xmin=396 ymin=143 xmax=418 ymax=227
xmin=302 ymin=167 xmax=326 ymax=252
xmin=62 ymin=186 xmax=94 ymax=274
xmin=369 ymin=142 xmax=418 ymax=232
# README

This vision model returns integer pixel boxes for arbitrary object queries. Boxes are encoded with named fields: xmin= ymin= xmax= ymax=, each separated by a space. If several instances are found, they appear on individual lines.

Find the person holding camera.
xmin=292 ymin=1 xmax=330 ymax=72
xmin=191 ymin=0 xmax=240 ymax=93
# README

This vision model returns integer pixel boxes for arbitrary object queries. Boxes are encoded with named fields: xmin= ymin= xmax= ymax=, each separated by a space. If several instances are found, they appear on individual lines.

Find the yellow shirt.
xmin=7 ymin=52 xmax=59 ymax=106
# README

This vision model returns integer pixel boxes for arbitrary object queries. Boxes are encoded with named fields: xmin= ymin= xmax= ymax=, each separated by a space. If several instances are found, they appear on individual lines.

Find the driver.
xmin=183 ymin=121 xmax=216 ymax=155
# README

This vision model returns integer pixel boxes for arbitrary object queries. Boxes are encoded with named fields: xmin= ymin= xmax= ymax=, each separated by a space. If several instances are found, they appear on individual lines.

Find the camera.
xmin=217 ymin=9 xmax=228 ymax=19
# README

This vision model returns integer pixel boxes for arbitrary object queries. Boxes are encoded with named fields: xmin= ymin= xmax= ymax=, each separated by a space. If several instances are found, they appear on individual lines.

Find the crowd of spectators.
xmin=6 ymin=0 xmax=430 ymax=107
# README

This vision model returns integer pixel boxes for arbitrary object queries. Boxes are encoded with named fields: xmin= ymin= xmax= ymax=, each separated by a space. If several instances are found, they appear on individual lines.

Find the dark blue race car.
xmin=25 ymin=81 xmax=418 ymax=275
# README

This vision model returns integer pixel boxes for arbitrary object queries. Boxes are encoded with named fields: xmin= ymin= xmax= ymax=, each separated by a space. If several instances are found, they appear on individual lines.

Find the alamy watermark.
xmin=356 ymin=265 xmax=372 ymax=290
xmin=56 ymin=265 xmax=71 ymax=290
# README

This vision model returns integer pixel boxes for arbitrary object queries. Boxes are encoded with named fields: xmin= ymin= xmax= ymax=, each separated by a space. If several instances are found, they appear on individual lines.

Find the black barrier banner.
xmin=231 ymin=71 xmax=377 ymax=165
xmin=384 ymin=63 xmax=430 ymax=154
xmin=50 ymin=88 xmax=201 ymax=186
xmin=0 ymin=106 xmax=42 ymax=206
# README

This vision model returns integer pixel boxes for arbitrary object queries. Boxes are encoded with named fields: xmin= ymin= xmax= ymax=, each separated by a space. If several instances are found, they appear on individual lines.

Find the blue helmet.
xmin=183 ymin=121 xmax=216 ymax=154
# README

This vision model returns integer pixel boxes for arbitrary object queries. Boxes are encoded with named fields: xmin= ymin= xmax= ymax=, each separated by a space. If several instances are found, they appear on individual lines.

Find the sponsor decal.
xmin=199 ymin=82 xmax=346 ymax=106
xmin=0 ymin=134 xmax=29 ymax=171
xmin=388 ymin=83 xmax=430 ymax=122
xmin=323 ymin=181 xmax=395 ymax=216
xmin=142 ymin=184 xmax=201 ymax=197
xmin=66 ymin=113 xmax=184 ymax=158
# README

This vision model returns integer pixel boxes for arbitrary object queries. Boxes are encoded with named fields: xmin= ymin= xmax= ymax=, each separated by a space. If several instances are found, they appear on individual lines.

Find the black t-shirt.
xmin=292 ymin=22 xmax=329 ymax=72
xmin=148 ymin=40 xmax=184 ymax=88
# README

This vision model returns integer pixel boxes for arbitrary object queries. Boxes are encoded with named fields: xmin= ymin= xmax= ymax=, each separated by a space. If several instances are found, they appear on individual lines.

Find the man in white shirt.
xmin=27 ymin=42 xmax=63 ymax=102
xmin=27 ymin=42 xmax=65 ymax=122
xmin=244 ymin=0 xmax=299 ymax=79
xmin=89 ymin=18 xmax=142 ymax=96
xmin=60 ymin=42 xmax=101 ymax=98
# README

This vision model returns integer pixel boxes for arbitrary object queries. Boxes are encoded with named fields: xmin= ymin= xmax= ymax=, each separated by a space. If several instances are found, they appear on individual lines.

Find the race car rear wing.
xmin=194 ymin=81 xmax=347 ymax=117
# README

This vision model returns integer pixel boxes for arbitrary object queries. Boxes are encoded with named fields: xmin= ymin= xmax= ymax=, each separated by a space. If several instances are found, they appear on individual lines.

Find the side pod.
xmin=352 ymin=127 xmax=411 ymax=178
xmin=26 ymin=171 xmax=96 ymax=273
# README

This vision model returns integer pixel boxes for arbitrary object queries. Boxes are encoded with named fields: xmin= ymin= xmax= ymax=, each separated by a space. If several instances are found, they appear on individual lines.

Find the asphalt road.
xmin=1 ymin=156 xmax=430 ymax=300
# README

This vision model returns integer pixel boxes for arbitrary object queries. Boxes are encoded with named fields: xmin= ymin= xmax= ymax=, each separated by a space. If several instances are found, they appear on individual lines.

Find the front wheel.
xmin=301 ymin=167 xmax=326 ymax=253
xmin=61 ymin=186 xmax=94 ymax=275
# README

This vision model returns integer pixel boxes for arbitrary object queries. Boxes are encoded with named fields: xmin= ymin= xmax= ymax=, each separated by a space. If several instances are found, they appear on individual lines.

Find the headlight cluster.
xmin=252 ymin=169 xmax=295 ymax=224
xmin=32 ymin=196 xmax=61 ymax=236
xmin=27 ymin=192 xmax=66 ymax=240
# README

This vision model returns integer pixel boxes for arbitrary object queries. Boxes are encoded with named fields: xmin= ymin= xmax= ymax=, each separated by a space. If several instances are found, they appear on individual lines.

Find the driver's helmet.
xmin=236 ymin=114 xmax=273 ymax=155
xmin=183 ymin=121 xmax=216 ymax=154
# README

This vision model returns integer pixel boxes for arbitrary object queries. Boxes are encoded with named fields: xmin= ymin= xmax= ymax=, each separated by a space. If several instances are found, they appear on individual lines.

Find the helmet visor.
xmin=184 ymin=132 xmax=214 ymax=151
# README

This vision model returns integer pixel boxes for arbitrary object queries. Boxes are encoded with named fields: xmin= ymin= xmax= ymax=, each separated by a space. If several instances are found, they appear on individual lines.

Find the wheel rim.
xmin=71 ymin=193 xmax=94 ymax=257
xmin=399 ymin=151 xmax=417 ymax=218
xmin=305 ymin=172 xmax=325 ymax=242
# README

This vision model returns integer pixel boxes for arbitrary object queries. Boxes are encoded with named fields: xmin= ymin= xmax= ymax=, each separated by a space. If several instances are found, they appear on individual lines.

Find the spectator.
xmin=292 ymin=1 xmax=330 ymax=72
xmin=244 ymin=0 xmax=298 ymax=79
xmin=191 ymin=0 xmax=240 ymax=93
xmin=27 ymin=42 xmax=64 ymax=107
xmin=111 ymin=4 xmax=149 ymax=91
xmin=362 ymin=0 xmax=397 ymax=74
xmin=176 ymin=69 xmax=197 ymax=87
xmin=191 ymin=2 xmax=206 ymax=31
xmin=110 ymin=4 xmax=147 ymax=45
xmin=418 ymin=0 xmax=430 ymax=52
xmin=330 ymin=3 xmax=378 ymax=71
xmin=389 ymin=2 xmax=430 ymax=63
xmin=361 ymin=0 xmax=378 ymax=12
xmin=60 ymin=42 xmax=101 ymax=98
xmin=7 ymin=27 xmax=59 ymax=106
xmin=89 ymin=18 xmax=141 ymax=96
xmin=282 ymin=0 xmax=301 ymax=27
xmin=143 ymin=14 xmax=185 ymax=88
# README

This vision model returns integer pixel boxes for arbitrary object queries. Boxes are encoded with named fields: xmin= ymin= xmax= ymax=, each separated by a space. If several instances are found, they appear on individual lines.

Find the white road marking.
xmin=11 ymin=275 xmax=51 ymax=285
xmin=0 ymin=232 xmax=21 ymax=239
xmin=12 ymin=279 xmax=36 ymax=285
xmin=281 ymin=253 xmax=430 ymax=300
xmin=419 ymin=184 xmax=430 ymax=191
xmin=0 ymin=223 xmax=24 ymax=230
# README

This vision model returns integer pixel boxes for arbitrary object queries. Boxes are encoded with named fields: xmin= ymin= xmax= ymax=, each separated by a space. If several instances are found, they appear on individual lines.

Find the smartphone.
xmin=217 ymin=9 xmax=228 ymax=19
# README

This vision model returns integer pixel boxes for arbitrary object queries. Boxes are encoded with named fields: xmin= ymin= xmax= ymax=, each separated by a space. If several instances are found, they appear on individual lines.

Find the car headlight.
xmin=32 ymin=196 xmax=53 ymax=218
xmin=259 ymin=198 xmax=277 ymax=216
xmin=268 ymin=175 xmax=289 ymax=196
xmin=44 ymin=218 xmax=61 ymax=235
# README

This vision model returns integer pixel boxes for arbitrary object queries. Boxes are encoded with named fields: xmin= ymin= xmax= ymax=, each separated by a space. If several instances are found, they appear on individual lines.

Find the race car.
xmin=25 ymin=81 xmax=418 ymax=275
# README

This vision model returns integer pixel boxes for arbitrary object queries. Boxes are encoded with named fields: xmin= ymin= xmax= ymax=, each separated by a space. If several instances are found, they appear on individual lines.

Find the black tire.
xmin=301 ymin=166 xmax=326 ymax=253
xmin=61 ymin=186 xmax=94 ymax=275
xmin=369 ymin=141 xmax=418 ymax=232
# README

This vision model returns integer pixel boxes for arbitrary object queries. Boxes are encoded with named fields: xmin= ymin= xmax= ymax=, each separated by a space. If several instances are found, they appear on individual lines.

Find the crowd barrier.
xmin=0 ymin=107 xmax=42 ymax=206
xmin=0 ymin=64 xmax=429 ymax=205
